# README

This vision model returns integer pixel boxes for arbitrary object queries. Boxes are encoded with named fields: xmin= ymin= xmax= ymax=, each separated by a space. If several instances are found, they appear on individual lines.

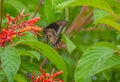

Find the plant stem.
xmin=32 ymin=0 xmax=43 ymax=18
xmin=65 ymin=8 xmax=69 ymax=21
xmin=40 ymin=58 xmax=48 ymax=67
xmin=0 ymin=0 xmax=4 ymax=31
xmin=66 ymin=6 xmax=93 ymax=36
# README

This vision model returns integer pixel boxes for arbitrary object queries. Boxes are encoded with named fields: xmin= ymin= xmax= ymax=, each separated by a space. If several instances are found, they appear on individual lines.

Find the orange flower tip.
xmin=51 ymin=70 xmax=63 ymax=78
xmin=1 ymin=28 xmax=6 ymax=31
xmin=57 ymin=71 xmax=63 ymax=75
xmin=32 ymin=17 xmax=41 ymax=22
xmin=25 ymin=26 xmax=31 ymax=29
xmin=34 ymin=17 xmax=41 ymax=20
xmin=38 ymin=34 xmax=42 ymax=37
xmin=6 ymin=14 xmax=10 ymax=16
xmin=45 ymin=73 xmax=49 ymax=77
xmin=19 ymin=26 xmax=31 ymax=33
xmin=10 ymin=35 xmax=16 ymax=38
xmin=37 ymin=27 xmax=43 ymax=31
xmin=40 ymin=67 xmax=43 ymax=71
xmin=31 ymin=26 xmax=43 ymax=32
xmin=25 ymin=13 xmax=30 ymax=16
xmin=21 ymin=9 xmax=25 ymax=15
xmin=34 ymin=70 xmax=36 ymax=75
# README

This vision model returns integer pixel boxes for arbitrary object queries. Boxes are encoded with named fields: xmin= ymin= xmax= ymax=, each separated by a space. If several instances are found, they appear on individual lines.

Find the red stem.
xmin=32 ymin=0 xmax=43 ymax=18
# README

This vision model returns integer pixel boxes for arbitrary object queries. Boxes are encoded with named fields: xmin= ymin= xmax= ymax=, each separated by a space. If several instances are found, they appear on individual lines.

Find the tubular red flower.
xmin=18 ymin=26 xmax=31 ymax=33
xmin=0 ymin=10 xmax=43 ymax=47
xmin=28 ymin=17 xmax=40 ymax=26
xmin=31 ymin=67 xmax=64 ymax=82
xmin=31 ymin=26 xmax=43 ymax=32
xmin=6 ymin=14 xmax=13 ymax=24
xmin=50 ymin=71 xmax=63 ymax=78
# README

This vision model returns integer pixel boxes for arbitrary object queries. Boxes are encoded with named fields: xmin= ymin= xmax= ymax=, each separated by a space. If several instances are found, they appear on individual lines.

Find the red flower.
xmin=28 ymin=17 xmax=40 ymax=26
xmin=31 ymin=67 xmax=64 ymax=82
xmin=0 ymin=9 xmax=43 ymax=47
xmin=0 ymin=28 xmax=16 ymax=47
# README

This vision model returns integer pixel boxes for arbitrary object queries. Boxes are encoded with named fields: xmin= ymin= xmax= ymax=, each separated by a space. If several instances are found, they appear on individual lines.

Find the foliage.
xmin=0 ymin=0 xmax=120 ymax=82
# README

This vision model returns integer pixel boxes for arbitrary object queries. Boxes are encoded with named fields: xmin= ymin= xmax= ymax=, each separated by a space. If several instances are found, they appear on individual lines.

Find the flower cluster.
xmin=31 ymin=67 xmax=64 ymax=82
xmin=0 ymin=9 xmax=43 ymax=47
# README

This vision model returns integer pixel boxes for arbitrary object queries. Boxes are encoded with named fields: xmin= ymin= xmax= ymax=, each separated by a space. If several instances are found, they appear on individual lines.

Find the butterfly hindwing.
xmin=44 ymin=20 xmax=68 ymax=47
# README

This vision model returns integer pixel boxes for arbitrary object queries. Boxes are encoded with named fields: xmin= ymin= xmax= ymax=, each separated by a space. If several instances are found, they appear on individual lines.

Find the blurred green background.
xmin=1 ymin=0 xmax=120 ymax=82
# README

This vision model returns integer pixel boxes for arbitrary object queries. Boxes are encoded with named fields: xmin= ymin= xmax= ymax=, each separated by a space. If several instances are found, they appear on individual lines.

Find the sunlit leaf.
xmin=96 ymin=18 xmax=120 ymax=32
xmin=64 ymin=34 xmax=76 ymax=54
xmin=75 ymin=42 xmax=120 ymax=82
xmin=94 ymin=9 xmax=110 ymax=24
xmin=14 ymin=74 xmax=27 ymax=82
xmin=18 ymin=49 xmax=40 ymax=61
xmin=56 ymin=0 xmax=113 ymax=14
xmin=93 ymin=9 xmax=120 ymax=32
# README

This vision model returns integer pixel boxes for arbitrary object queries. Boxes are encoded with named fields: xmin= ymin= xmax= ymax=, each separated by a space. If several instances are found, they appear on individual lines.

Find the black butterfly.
xmin=43 ymin=20 xmax=68 ymax=48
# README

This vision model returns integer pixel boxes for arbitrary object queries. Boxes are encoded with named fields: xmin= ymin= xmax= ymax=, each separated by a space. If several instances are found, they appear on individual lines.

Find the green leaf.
xmin=94 ymin=9 xmax=110 ymax=24
xmin=56 ymin=0 xmax=113 ymax=14
xmin=18 ymin=50 xmax=40 ymax=61
xmin=5 ymin=0 xmax=29 ymax=13
xmin=62 ymin=55 xmax=75 ymax=81
xmin=93 ymin=8 xmax=120 ymax=32
xmin=75 ymin=42 xmax=120 ymax=82
xmin=103 ymin=69 xmax=112 ymax=82
xmin=0 ymin=71 xmax=5 ymax=82
xmin=21 ymin=62 xmax=40 ymax=73
xmin=44 ymin=0 xmax=60 ymax=24
xmin=96 ymin=18 xmax=120 ymax=32
xmin=15 ymin=40 xmax=68 ymax=81
xmin=0 ymin=47 xmax=21 ymax=82
xmin=64 ymin=34 xmax=76 ymax=54
xmin=21 ymin=32 xmax=36 ymax=41
xmin=14 ymin=74 xmax=27 ymax=82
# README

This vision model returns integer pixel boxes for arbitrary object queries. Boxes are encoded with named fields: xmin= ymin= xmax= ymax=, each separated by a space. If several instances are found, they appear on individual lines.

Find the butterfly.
xmin=43 ymin=20 xmax=68 ymax=48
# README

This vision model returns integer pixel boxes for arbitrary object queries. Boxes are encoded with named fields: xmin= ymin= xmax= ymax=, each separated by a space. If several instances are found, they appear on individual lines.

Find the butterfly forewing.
xmin=55 ymin=20 xmax=68 ymax=35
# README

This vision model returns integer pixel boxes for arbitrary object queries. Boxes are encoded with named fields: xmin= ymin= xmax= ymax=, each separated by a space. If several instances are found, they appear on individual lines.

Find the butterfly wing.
xmin=44 ymin=20 xmax=68 ymax=47
xmin=55 ymin=20 xmax=68 ymax=35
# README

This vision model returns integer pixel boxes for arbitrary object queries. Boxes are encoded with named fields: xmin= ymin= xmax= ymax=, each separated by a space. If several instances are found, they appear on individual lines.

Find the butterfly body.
xmin=44 ymin=20 xmax=68 ymax=48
